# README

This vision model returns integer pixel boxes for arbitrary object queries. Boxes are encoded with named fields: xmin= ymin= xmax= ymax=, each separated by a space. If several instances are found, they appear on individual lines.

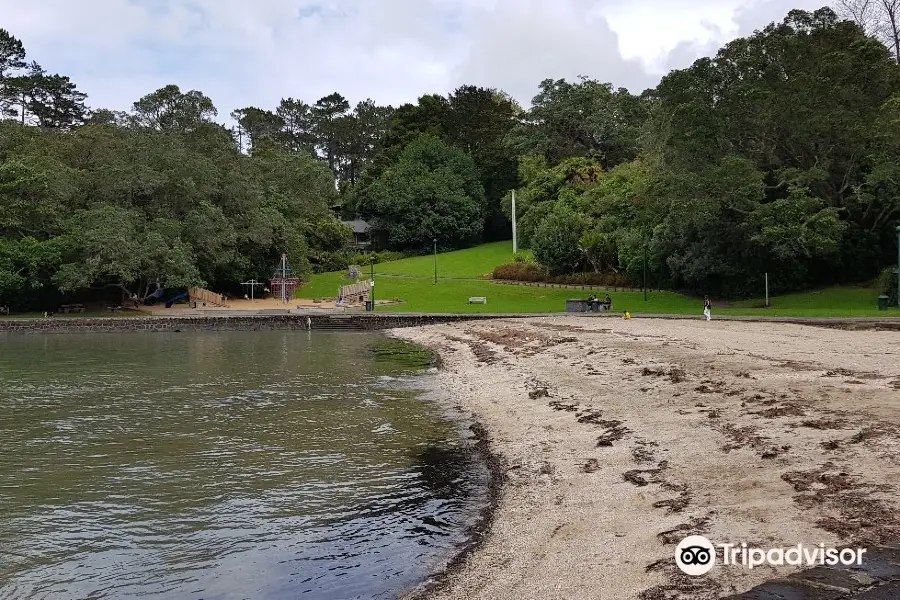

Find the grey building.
xmin=343 ymin=219 xmax=371 ymax=249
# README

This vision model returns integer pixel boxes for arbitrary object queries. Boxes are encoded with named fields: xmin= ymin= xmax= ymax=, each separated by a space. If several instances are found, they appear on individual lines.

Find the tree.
xmin=28 ymin=72 xmax=87 ymax=128
xmin=359 ymin=135 xmax=485 ymax=250
xmin=230 ymin=107 xmax=284 ymax=153
xmin=0 ymin=28 xmax=25 ymax=77
xmin=85 ymin=108 xmax=130 ymax=127
xmin=835 ymin=0 xmax=900 ymax=62
xmin=3 ymin=61 xmax=42 ymax=125
xmin=276 ymin=97 xmax=317 ymax=154
xmin=340 ymin=99 xmax=392 ymax=186
xmin=531 ymin=205 xmax=587 ymax=274
xmin=651 ymin=7 xmax=899 ymax=283
xmin=0 ymin=28 xmax=26 ymax=119
xmin=382 ymin=94 xmax=452 ymax=150
xmin=131 ymin=85 xmax=217 ymax=131
xmin=508 ymin=76 xmax=649 ymax=169
xmin=311 ymin=92 xmax=351 ymax=176
xmin=446 ymin=85 xmax=520 ymax=239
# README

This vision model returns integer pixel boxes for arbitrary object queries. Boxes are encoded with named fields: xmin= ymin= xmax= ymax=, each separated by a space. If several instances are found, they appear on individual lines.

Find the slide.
xmin=143 ymin=286 xmax=166 ymax=305
xmin=164 ymin=291 xmax=189 ymax=308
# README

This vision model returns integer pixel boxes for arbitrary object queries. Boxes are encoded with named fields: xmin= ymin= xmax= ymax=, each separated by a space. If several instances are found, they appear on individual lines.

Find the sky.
xmin=0 ymin=0 xmax=828 ymax=118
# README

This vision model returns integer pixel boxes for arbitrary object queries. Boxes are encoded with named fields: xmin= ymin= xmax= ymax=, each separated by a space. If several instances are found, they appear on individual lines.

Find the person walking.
xmin=703 ymin=296 xmax=712 ymax=321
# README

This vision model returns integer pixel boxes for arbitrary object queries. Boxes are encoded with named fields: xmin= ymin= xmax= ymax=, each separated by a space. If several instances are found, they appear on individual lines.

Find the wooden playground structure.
xmin=339 ymin=281 xmax=371 ymax=305
xmin=188 ymin=287 xmax=228 ymax=307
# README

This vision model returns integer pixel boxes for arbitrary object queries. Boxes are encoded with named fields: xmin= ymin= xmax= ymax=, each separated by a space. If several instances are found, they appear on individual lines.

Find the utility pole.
xmin=370 ymin=255 xmax=375 ymax=311
xmin=433 ymin=238 xmax=438 ymax=285
xmin=511 ymin=189 xmax=518 ymax=255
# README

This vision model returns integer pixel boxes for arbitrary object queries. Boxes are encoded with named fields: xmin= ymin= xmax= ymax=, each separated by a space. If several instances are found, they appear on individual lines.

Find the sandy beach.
xmin=393 ymin=317 xmax=900 ymax=600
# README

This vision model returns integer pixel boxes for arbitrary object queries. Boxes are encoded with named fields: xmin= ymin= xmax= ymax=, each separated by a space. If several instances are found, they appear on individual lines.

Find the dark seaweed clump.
xmin=370 ymin=338 xmax=435 ymax=371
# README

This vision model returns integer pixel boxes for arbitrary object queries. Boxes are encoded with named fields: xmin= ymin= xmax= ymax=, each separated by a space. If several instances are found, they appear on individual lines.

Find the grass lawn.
xmin=300 ymin=242 xmax=898 ymax=317
xmin=299 ymin=270 xmax=700 ymax=313
xmin=724 ymin=286 xmax=895 ymax=317
xmin=374 ymin=241 xmax=529 ymax=279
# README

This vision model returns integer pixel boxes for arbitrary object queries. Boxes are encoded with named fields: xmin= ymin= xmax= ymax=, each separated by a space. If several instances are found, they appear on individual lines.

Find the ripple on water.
xmin=0 ymin=331 xmax=489 ymax=600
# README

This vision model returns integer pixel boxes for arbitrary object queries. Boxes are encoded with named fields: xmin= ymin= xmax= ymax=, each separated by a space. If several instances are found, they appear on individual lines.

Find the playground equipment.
xmin=143 ymin=283 xmax=166 ymax=304
xmin=188 ymin=287 xmax=228 ymax=307
xmin=164 ymin=291 xmax=189 ymax=308
xmin=339 ymin=281 xmax=371 ymax=304
xmin=270 ymin=254 xmax=301 ymax=304
xmin=163 ymin=288 xmax=228 ymax=308
xmin=240 ymin=279 xmax=266 ymax=300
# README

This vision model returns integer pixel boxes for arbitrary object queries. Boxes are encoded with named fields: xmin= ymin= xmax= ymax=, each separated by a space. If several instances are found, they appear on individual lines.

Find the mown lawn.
xmin=725 ymin=286 xmax=893 ymax=317
xmin=302 ymin=276 xmax=895 ymax=316
xmin=300 ymin=241 xmax=896 ymax=317
xmin=299 ymin=271 xmax=699 ymax=313
xmin=373 ymin=241 xmax=530 ymax=279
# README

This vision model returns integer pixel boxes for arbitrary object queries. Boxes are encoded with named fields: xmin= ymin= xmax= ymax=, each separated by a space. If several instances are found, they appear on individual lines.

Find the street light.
xmin=433 ymin=238 xmax=438 ymax=285
xmin=370 ymin=255 xmax=375 ymax=311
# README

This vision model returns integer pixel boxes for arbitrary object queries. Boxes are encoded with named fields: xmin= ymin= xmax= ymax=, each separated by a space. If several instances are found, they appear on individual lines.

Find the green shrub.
xmin=513 ymin=253 xmax=534 ymax=264
xmin=548 ymin=272 xmax=632 ymax=287
xmin=492 ymin=263 xmax=633 ymax=287
xmin=531 ymin=208 xmax=586 ymax=275
xmin=310 ymin=249 xmax=411 ymax=274
xmin=370 ymin=251 xmax=407 ymax=264
xmin=492 ymin=263 xmax=549 ymax=282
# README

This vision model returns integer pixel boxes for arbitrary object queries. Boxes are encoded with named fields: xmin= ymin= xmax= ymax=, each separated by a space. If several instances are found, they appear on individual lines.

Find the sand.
xmin=393 ymin=317 xmax=900 ymax=600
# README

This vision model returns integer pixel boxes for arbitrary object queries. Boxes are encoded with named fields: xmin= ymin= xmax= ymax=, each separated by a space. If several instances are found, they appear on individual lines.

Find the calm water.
xmin=0 ymin=331 xmax=488 ymax=600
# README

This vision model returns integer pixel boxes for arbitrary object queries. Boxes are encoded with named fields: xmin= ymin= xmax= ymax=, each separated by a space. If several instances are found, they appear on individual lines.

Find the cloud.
xmin=0 ymin=0 xmax=832 ymax=120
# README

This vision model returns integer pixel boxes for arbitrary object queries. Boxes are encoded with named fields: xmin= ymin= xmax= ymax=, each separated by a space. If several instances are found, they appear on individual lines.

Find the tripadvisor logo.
xmin=676 ymin=536 xmax=716 ymax=576
xmin=675 ymin=535 xmax=867 ymax=576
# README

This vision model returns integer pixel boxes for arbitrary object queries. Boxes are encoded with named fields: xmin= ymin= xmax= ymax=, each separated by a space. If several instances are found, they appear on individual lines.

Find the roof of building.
xmin=343 ymin=219 xmax=370 ymax=234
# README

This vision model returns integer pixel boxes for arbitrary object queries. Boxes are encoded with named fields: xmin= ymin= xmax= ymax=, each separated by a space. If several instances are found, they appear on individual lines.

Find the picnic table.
xmin=58 ymin=304 xmax=85 ymax=313
xmin=565 ymin=299 xmax=612 ymax=313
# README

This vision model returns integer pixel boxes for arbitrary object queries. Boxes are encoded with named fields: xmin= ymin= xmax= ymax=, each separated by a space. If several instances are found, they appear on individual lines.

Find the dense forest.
xmin=2 ymin=6 xmax=900 ymax=310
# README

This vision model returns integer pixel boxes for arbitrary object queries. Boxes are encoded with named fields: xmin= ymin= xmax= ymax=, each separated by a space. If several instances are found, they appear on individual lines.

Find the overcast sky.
xmin=1 ymin=0 xmax=827 ymax=117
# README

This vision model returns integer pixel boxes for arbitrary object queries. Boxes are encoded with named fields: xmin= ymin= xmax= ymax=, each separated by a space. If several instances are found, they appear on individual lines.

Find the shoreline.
xmin=390 ymin=317 xmax=900 ymax=599
xmin=395 ymin=348 xmax=506 ymax=600
xmin=400 ymin=420 xmax=505 ymax=600
xmin=2 ymin=312 xmax=900 ymax=336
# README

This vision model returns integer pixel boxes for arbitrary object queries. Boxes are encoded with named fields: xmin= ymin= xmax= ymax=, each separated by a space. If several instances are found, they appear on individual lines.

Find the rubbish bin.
xmin=878 ymin=294 xmax=890 ymax=311
xmin=365 ymin=300 xmax=374 ymax=312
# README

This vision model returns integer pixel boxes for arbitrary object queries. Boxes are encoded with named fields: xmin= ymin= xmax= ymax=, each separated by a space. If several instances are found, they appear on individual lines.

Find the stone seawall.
xmin=0 ymin=313 xmax=523 ymax=334
xmin=2 ymin=312 xmax=900 ymax=335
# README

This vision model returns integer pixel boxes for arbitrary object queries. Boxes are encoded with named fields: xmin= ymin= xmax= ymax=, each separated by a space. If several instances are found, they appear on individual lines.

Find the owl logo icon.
xmin=675 ymin=535 xmax=716 ymax=576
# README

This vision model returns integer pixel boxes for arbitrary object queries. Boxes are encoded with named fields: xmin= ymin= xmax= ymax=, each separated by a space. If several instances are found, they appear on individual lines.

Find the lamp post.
xmin=896 ymin=225 xmax=900 ymax=307
xmin=433 ymin=238 xmax=438 ymax=285
xmin=370 ymin=255 xmax=375 ymax=311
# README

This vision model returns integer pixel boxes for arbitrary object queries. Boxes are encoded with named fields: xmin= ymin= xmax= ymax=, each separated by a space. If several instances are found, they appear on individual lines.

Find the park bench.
xmin=468 ymin=296 xmax=488 ymax=304
xmin=58 ymin=304 xmax=85 ymax=313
